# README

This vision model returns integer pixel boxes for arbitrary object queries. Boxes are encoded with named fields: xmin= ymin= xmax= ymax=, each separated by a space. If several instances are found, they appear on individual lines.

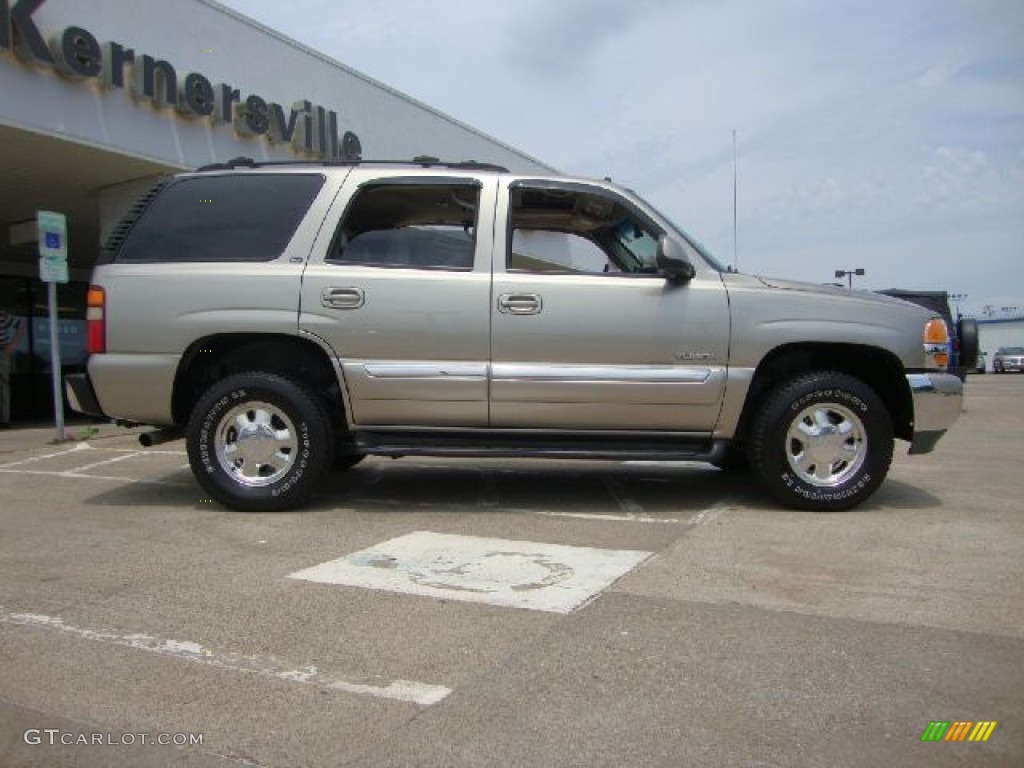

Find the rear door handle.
xmin=498 ymin=293 xmax=542 ymax=315
xmin=321 ymin=287 xmax=365 ymax=309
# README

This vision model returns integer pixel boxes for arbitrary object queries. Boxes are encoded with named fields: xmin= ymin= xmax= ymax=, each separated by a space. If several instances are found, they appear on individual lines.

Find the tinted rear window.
xmin=115 ymin=174 xmax=325 ymax=262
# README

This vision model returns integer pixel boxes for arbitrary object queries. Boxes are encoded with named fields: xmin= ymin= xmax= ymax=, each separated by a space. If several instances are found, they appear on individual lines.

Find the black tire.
xmin=186 ymin=372 xmax=334 ymax=511
xmin=956 ymin=317 xmax=979 ymax=371
xmin=749 ymin=372 xmax=893 ymax=511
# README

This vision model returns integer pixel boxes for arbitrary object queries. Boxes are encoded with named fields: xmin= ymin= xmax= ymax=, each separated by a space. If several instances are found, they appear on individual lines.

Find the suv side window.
xmin=116 ymin=174 xmax=325 ymax=262
xmin=329 ymin=180 xmax=480 ymax=270
xmin=508 ymin=184 xmax=661 ymax=275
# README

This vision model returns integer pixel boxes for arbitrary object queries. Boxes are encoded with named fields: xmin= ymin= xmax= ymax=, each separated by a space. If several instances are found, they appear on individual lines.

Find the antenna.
xmin=732 ymin=129 xmax=738 ymax=271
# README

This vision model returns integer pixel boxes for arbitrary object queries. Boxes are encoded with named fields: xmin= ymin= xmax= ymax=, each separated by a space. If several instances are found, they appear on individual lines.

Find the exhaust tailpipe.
xmin=139 ymin=428 xmax=184 ymax=447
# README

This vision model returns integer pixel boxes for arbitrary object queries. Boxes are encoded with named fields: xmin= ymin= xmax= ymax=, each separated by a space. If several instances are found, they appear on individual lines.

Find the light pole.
xmin=950 ymin=293 xmax=967 ymax=321
xmin=834 ymin=268 xmax=865 ymax=289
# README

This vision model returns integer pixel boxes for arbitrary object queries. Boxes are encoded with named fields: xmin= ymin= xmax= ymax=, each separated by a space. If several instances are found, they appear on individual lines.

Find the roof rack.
xmin=194 ymin=157 xmax=510 ymax=173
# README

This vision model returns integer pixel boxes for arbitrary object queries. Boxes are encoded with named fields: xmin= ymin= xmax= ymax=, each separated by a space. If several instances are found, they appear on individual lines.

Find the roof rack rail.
xmin=194 ymin=157 xmax=510 ymax=173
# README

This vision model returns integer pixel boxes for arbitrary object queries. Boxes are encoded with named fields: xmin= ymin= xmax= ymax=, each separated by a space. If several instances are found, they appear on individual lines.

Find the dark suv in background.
xmin=877 ymin=290 xmax=979 ymax=380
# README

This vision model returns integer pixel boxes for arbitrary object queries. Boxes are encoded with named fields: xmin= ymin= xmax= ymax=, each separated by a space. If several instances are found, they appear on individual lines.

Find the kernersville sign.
xmin=0 ymin=0 xmax=362 ymax=160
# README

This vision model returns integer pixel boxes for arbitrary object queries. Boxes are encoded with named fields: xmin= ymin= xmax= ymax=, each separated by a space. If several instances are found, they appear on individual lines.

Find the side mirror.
xmin=657 ymin=235 xmax=696 ymax=283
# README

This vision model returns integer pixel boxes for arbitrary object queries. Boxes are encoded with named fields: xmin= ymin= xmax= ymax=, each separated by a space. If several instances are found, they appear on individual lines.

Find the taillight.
xmin=86 ymin=286 xmax=105 ymax=354
xmin=923 ymin=318 xmax=949 ymax=369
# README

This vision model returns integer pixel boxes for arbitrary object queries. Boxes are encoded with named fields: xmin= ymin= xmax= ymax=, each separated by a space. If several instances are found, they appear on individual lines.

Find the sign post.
xmin=37 ymin=211 xmax=69 ymax=442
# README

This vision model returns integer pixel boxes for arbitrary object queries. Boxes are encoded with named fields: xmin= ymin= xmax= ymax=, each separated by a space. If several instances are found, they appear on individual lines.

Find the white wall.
xmin=979 ymin=320 xmax=1024 ymax=366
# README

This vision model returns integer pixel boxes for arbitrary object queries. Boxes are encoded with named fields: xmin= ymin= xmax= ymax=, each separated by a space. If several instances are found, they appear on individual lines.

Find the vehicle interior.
xmin=332 ymin=182 xmax=480 ymax=270
xmin=508 ymin=186 xmax=661 ymax=275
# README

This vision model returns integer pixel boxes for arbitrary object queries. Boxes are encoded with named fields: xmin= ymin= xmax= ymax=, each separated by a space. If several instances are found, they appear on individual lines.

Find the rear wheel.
xmin=186 ymin=372 xmax=333 ymax=511
xmin=749 ymin=372 xmax=893 ymax=511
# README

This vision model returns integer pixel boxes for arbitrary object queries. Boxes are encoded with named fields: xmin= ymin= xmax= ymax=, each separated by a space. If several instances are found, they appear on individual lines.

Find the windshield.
xmin=998 ymin=347 xmax=1024 ymax=355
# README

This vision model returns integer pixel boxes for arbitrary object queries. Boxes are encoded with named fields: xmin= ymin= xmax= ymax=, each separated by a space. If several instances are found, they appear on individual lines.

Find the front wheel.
xmin=749 ymin=372 xmax=893 ymax=511
xmin=186 ymin=372 xmax=334 ymax=511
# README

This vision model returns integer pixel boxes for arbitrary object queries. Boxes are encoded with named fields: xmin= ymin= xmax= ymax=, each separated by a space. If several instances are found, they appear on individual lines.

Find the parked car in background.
xmin=992 ymin=347 xmax=1024 ymax=373
xmin=974 ymin=350 xmax=987 ymax=374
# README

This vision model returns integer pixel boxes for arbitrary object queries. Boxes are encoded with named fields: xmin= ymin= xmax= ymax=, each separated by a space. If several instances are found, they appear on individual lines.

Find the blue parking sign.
xmin=37 ymin=210 xmax=68 ymax=261
xmin=38 ymin=211 xmax=68 ymax=283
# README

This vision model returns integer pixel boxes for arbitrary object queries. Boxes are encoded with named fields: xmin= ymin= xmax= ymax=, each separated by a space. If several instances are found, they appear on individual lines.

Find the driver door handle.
xmin=498 ymin=293 xmax=542 ymax=315
xmin=322 ymin=287 xmax=365 ymax=309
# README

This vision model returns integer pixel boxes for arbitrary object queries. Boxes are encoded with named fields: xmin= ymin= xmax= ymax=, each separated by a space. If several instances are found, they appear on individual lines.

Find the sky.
xmin=219 ymin=0 xmax=1024 ymax=317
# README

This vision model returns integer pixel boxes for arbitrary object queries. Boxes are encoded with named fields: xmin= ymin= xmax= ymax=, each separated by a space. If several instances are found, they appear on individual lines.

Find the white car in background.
xmin=992 ymin=347 xmax=1024 ymax=373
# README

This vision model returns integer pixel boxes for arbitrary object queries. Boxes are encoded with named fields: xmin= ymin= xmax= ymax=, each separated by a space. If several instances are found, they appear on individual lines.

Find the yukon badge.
xmin=674 ymin=351 xmax=715 ymax=362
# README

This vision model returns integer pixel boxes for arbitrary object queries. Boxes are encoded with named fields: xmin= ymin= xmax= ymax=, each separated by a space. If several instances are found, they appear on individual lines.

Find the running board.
xmin=353 ymin=430 xmax=727 ymax=463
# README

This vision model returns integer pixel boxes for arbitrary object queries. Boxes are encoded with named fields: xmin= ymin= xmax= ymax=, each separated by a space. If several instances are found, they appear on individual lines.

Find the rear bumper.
xmin=64 ymin=373 xmax=107 ymax=419
xmin=906 ymin=372 xmax=962 ymax=454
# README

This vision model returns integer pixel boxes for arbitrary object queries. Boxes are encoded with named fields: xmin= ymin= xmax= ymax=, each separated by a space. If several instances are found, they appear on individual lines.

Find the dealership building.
xmin=977 ymin=313 xmax=1024 ymax=370
xmin=0 ymin=0 xmax=551 ymax=419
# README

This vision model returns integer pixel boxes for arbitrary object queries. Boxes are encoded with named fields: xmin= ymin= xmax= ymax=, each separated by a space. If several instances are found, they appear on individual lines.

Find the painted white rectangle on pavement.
xmin=288 ymin=531 xmax=653 ymax=613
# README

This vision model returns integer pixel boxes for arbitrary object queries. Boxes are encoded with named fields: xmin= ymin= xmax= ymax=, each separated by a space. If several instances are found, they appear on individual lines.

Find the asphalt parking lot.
xmin=1 ymin=375 xmax=1022 ymax=767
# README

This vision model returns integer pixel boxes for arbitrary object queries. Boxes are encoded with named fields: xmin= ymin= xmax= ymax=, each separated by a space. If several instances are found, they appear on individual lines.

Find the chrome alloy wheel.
xmin=214 ymin=401 xmax=298 ymax=487
xmin=785 ymin=402 xmax=867 ymax=487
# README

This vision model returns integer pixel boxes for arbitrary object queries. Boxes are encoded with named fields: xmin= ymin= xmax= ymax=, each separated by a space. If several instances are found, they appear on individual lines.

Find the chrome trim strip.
xmin=492 ymin=363 xmax=711 ymax=383
xmin=362 ymin=363 xmax=488 ymax=379
xmin=360 ymin=425 xmax=712 ymax=438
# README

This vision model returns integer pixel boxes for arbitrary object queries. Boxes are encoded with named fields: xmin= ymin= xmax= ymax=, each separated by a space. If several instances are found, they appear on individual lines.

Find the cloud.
xmin=221 ymin=0 xmax=1024 ymax=309
xmin=917 ymin=60 xmax=966 ymax=88
xmin=934 ymin=146 xmax=988 ymax=173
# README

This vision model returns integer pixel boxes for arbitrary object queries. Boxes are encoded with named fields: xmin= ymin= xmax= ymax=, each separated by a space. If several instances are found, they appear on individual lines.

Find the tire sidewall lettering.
xmin=753 ymin=372 xmax=893 ymax=511
xmin=780 ymin=470 xmax=873 ymax=502
xmin=782 ymin=390 xmax=873 ymax=501
xmin=790 ymin=389 xmax=868 ymax=415
xmin=188 ymin=376 xmax=331 ymax=510
xmin=198 ymin=389 xmax=250 ymax=476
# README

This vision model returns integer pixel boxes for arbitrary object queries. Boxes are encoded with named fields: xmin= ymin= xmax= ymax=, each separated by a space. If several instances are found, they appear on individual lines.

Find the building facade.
xmin=977 ymin=316 xmax=1024 ymax=371
xmin=0 ymin=0 xmax=551 ymax=419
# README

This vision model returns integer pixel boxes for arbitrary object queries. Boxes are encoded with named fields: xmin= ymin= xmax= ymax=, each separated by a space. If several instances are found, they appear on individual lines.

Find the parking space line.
xmin=684 ymin=499 xmax=733 ymax=526
xmin=70 ymin=452 xmax=145 ymax=473
xmin=0 ymin=467 xmax=192 ymax=487
xmin=102 ymin=446 xmax=188 ymax=456
xmin=535 ymin=510 xmax=681 ymax=524
xmin=0 ymin=442 xmax=92 ymax=469
xmin=329 ymin=493 xmax=684 ymax=523
xmin=1 ymin=608 xmax=451 ymax=707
